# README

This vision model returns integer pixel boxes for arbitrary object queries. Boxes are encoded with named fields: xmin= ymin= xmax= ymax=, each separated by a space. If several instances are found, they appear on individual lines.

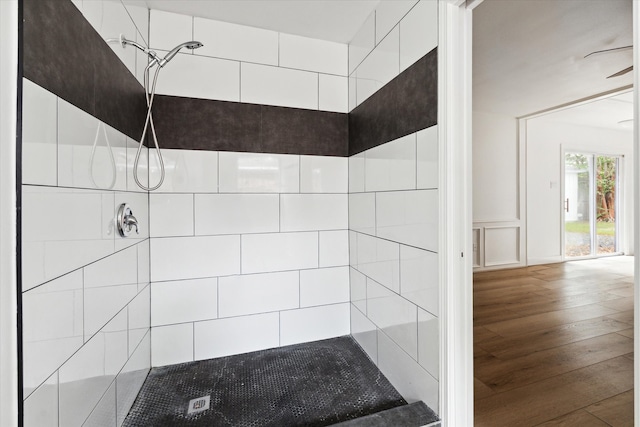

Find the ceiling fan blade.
xmin=585 ymin=45 xmax=633 ymax=58
xmin=607 ymin=66 xmax=633 ymax=79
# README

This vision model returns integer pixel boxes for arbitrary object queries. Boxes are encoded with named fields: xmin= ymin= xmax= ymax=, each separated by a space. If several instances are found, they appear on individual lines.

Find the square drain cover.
xmin=187 ymin=395 xmax=210 ymax=415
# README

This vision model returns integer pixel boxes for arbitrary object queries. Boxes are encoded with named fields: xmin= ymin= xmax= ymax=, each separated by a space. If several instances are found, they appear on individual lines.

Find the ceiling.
xmin=473 ymin=0 xmax=633 ymax=123
xmin=533 ymin=91 xmax=633 ymax=131
xmin=125 ymin=0 xmax=380 ymax=44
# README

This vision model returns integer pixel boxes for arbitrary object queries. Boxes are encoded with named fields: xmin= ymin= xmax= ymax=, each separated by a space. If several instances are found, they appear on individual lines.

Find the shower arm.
xmin=120 ymin=35 xmax=160 ymax=65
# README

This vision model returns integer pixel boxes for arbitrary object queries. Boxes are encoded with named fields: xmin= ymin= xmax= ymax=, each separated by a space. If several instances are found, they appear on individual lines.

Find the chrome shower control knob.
xmin=117 ymin=203 xmax=139 ymax=237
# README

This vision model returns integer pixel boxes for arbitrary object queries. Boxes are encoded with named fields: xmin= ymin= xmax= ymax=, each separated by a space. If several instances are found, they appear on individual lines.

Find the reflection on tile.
xmin=219 ymin=152 xmax=299 ymax=193
xmin=194 ymin=313 xmax=279 ymax=360
xmin=23 ymin=372 xmax=58 ymax=427
xmin=300 ymin=266 xmax=349 ymax=307
xmin=83 ymin=0 xmax=138 ymax=78
xmin=149 ymin=149 xmax=218 ymax=193
xmin=279 ymin=33 xmax=347 ymax=75
xmin=356 ymin=26 xmax=400 ymax=106
xmin=399 ymin=0 xmax=438 ymax=73
xmin=241 ymin=63 xmax=318 ymax=110
xmin=127 ymin=137 xmax=148 ymax=192
xmin=151 ymin=235 xmax=240 ymax=282
xmin=349 ymin=231 xmax=358 ymax=270
xmin=151 ymin=278 xmax=217 ymax=326
xmin=22 ymin=79 xmax=57 ymax=186
xmin=137 ymin=239 xmax=150 ymax=290
xmin=83 ymin=381 xmax=116 ymax=427
xmin=241 ymin=232 xmax=318 ymax=274
xmin=280 ymin=303 xmax=350 ymax=346
xmin=375 ymin=0 xmax=418 ymax=44
xmin=22 ymin=271 xmax=83 ymax=397
xmin=349 ymin=10 xmax=375 ymax=75
xmin=153 ymin=51 xmax=240 ymax=102
xmin=280 ymin=194 xmax=348 ymax=232
xmin=365 ymin=133 xmax=416 ymax=192
xmin=348 ymin=152 xmax=365 ymax=193
xmin=300 ymin=155 xmax=348 ymax=193
xmin=400 ymin=245 xmax=438 ymax=315
xmin=349 ymin=193 xmax=376 ymax=235
xmin=194 ymin=17 xmax=278 ymax=65
xmin=128 ymin=286 xmax=150 ymax=356
xmin=21 ymin=186 xmax=115 ymax=290
xmin=377 ymin=330 xmax=438 ymax=409
xmin=150 ymin=193 xmax=194 ymax=237
xmin=367 ymin=279 xmax=417 ymax=360
xmin=417 ymin=126 xmax=438 ymax=189
xmin=116 ymin=332 xmax=150 ymax=426
xmin=195 ymin=194 xmax=279 ymax=235
xmin=149 ymin=10 xmax=192 ymax=51
xmin=350 ymin=268 xmax=367 ymax=315
xmin=218 ymin=272 xmax=298 ymax=318
xmin=319 ymin=74 xmax=349 ymax=113
xmin=418 ymin=308 xmax=439 ymax=380
xmin=319 ymin=230 xmax=349 ymax=268
xmin=59 ymin=311 xmax=127 ymax=427
xmin=355 ymin=233 xmax=400 ymax=293
xmin=84 ymin=246 xmax=138 ymax=338
xmin=348 ymin=75 xmax=357 ymax=112
xmin=58 ymin=98 xmax=127 ymax=191
xmin=151 ymin=323 xmax=193 ymax=367
xmin=376 ymin=190 xmax=438 ymax=251
xmin=124 ymin=4 xmax=149 ymax=47
xmin=350 ymin=305 xmax=378 ymax=365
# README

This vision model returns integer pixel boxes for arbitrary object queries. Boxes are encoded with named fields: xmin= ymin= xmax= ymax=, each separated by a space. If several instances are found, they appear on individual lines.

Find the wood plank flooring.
xmin=474 ymin=257 xmax=634 ymax=426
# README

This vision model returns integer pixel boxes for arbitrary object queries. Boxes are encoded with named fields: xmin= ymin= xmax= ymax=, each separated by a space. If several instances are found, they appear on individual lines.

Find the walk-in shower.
xmin=121 ymin=36 xmax=203 ymax=191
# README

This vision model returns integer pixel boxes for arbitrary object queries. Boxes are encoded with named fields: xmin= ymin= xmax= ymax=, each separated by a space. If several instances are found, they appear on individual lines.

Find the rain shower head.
xmin=159 ymin=41 xmax=204 ymax=67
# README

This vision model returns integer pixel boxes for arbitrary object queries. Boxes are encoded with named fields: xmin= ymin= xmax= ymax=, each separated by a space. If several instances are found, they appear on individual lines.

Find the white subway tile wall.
xmin=23 ymin=2 xmax=441 ymax=425
xmin=347 ymin=0 xmax=439 ymax=410
xmin=22 ymin=58 xmax=150 ymax=427
xmin=153 ymin=51 xmax=240 ymax=102
xmin=349 ymin=0 xmax=438 ymax=111
xmin=194 ymin=313 xmax=280 ymax=361
xmin=349 ymin=128 xmax=440 ymax=410
xmin=147 ymin=10 xmax=349 ymax=112
xmin=194 ymin=17 xmax=279 ymax=65
xmin=149 ymin=9 xmax=192 ymax=52
xmin=22 ymin=80 xmax=57 ymax=186
xmin=241 ymin=62 xmax=318 ymax=110
xmin=375 ymin=1 xmax=419 ymax=45
xmin=149 ymin=148 xmax=350 ymax=365
xmin=279 ymin=33 xmax=348 ymax=75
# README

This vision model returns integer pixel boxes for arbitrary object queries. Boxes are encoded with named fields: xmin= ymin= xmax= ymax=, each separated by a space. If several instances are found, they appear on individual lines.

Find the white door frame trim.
xmin=633 ymin=1 xmax=640 ymax=424
xmin=0 ymin=0 xmax=20 ymax=425
xmin=439 ymin=0 xmax=475 ymax=425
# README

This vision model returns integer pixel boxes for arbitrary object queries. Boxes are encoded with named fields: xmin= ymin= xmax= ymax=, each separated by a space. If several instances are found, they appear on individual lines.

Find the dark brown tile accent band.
xmin=349 ymin=48 xmax=438 ymax=156
xmin=23 ymin=0 xmax=146 ymax=141
xmin=152 ymin=96 xmax=349 ymax=157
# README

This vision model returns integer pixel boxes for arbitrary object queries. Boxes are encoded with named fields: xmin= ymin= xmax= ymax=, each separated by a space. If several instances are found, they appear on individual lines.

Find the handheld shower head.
xmin=159 ymin=41 xmax=204 ymax=67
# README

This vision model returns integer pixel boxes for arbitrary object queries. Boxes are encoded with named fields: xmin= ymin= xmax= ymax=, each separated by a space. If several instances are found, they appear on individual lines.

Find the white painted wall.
xmin=0 ymin=1 xmax=19 ymax=425
xmin=472 ymin=111 xmax=518 ymax=221
xmin=526 ymin=118 xmax=634 ymax=264
xmin=472 ymin=110 xmax=525 ymax=270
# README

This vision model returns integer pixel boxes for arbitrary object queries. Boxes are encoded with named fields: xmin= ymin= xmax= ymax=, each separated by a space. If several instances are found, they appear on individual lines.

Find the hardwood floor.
xmin=474 ymin=256 xmax=634 ymax=426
